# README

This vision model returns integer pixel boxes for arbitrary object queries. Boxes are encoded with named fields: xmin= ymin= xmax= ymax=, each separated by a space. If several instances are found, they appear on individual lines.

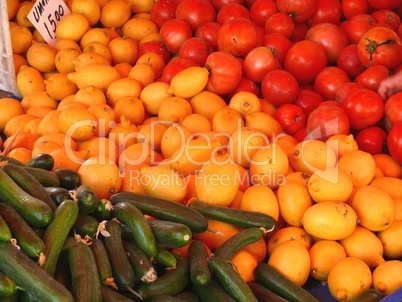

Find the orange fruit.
xmin=34 ymin=132 xmax=78 ymax=150
xmin=189 ymin=91 xmax=227 ymax=120
xmin=212 ymin=107 xmax=244 ymax=136
xmin=82 ymin=41 xmax=112 ymax=64
xmin=26 ymin=43 xmax=57 ymax=73
xmin=3 ymin=133 xmax=40 ymax=151
xmin=0 ymin=98 xmax=24 ymax=132
xmin=16 ymin=65 xmax=46 ymax=98
xmin=36 ymin=110 xmax=62 ymax=136
xmin=50 ymin=147 xmax=89 ymax=172
xmin=136 ymin=52 xmax=166 ymax=79
xmin=137 ymin=122 xmax=166 ymax=151
xmin=114 ymin=62 xmax=133 ymax=78
xmin=31 ymin=28 xmax=45 ymax=43
xmin=53 ymin=38 xmax=81 ymax=52
xmin=240 ymin=184 xmax=279 ymax=221
xmin=119 ymin=162 xmax=149 ymax=194
xmin=99 ymin=0 xmax=132 ymax=28
xmin=181 ymin=113 xmax=212 ymax=134
xmin=77 ymin=136 xmax=119 ymax=163
xmin=372 ymin=260 xmax=402 ymax=296
xmin=45 ymin=72 xmax=79 ymax=101
xmin=267 ymin=226 xmax=312 ymax=256
xmin=80 ymin=28 xmax=111 ymax=49
xmin=10 ymin=25 xmax=32 ymax=54
xmin=139 ymin=82 xmax=172 ymax=115
xmin=160 ymin=124 xmax=192 ymax=159
xmin=338 ymin=149 xmax=376 ymax=187
xmin=158 ymin=96 xmax=193 ymax=124
xmin=113 ymin=96 xmax=145 ymax=126
xmin=377 ymin=220 xmax=402 ymax=259
xmin=57 ymin=100 xmax=89 ymax=111
xmin=127 ymin=63 xmax=156 ymax=88
xmin=3 ymin=114 xmax=37 ymax=137
xmin=167 ymin=66 xmax=209 ymax=99
xmin=231 ymin=250 xmax=258 ymax=283
xmin=373 ymin=153 xmax=402 ymax=178
xmin=13 ymin=53 xmax=28 ymax=75
xmin=118 ymin=142 xmax=156 ymax=171
xmin=241 ymin=236 xmax=267 ymax=263
xmin=369 ymin=176 xmax=402 ymax=199
xmin=21 ymin=91 xmax=57 ymax=111
xmin=244 ymin=111 xmax=283 ymax=139
xmin=70 ymin=0 xmax=101 ymax=26
xmin=285 ymin=171 xmax=311 ymax=187
xmin=31 ymin=140 xmax=62 ymax=158
xmin=87 ymin=103 xmax=116 ymax=137
xmin=78 ymin=156 xmax=122 ymax=199
xmin=228 ymin=91 xmax=262 ymax=117
xmin=326 ymin=133 xmax=358 ymax=159
xmin=73 ymin=52 xmax=111 ymax=70
xmin=74 ymin=86 xmax=107 ymax=107
xmin=273 ymin=133 xmax=298 ymax=157
xmin=15 ymin=1 xmax=34 ymax=28
xmin=108 ymin=37 xmax=139 ymax=66
xmin=7 ymin=0 xmax=19 ymax=20
xmin=126 ymin=0 xmax=154 ymax=13
xmin=58 ymin=107 xmax=97 ymax=141
xmin=56 ymin=12 xmax=90 ymax=42
xmin=122 ymin=18 xmax=159 ymax=41
xmin=6 ymin=147 xmax=32 ymax=164
xmin=108 ymin=116 xmax=139 ymax=151
xmin=106 ymin=78 xmax=142 ymax=108
xmin=25 ymin=106 xmax=54 ymax=118
xmin=55 ymin=47 xmax=82 ymax=73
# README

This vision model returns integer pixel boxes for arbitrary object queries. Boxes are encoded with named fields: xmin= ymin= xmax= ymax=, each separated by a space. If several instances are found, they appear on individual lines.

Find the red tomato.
xmin=158 ymin=57 xmax=198 ymax=83
xmin=262 ymin=33 xmax=292 ymax=66
xmin=178 ymin=37 xmax=214 ymax=66
xmin=313 ymin=66 xmax=351 ymax=101
xmin=384 ymin=92 xmax=402 ymax=128
xmin=159 ymin=19 xmax=193 ymax=54
xmin=357 ymin=26 xmax=402 ymax=70
xmin=217 ymin=18 xmax=263 ymax=57
xmin=306 ymin=0 xmax=343 ymax=26
xmin=336 ymin=44 xmax=366 ymax=80
xmin=138 ymin=40 xmax=171 ymax=65
xmin=284 ymin=40 xmax=328 ymax=85
xmin=371 ymin=9 xmax=401 ymax=30
xmin=150 ymin=0 xmax=180 ymax=28
xmin=226 ymin=76 xmax=261 ymax=99
xmin=276 ymin=0 xmax=316 ymax=22
xmin=340 ymin=14 xmax=375 ymax=44
xmin=261 ymin=69 xmax=299 ymax=106
xmin=354 ymin=65 xmax=390 ymax=92
xmin=264 ymin=12 xmax=295 ymax=39
xmin=249 ymin=0 xmax=279 ymax=27
xmin=367 ymin=0 xmax=402 ymax=10
xmin=217 ymin=3 xmax=250 ymax=24
xmin=242 ymin=46 xmax=282 ymax=83
xmin=213 ymin=0 xmax=245 ymax=11
xmin=305 ymin=101 xmax=350 ymax=140
xmin=175 ymin=0 xmax=217 ymax=33
xmin=341 ymin=0 xmax=369 ymax=19
xmin=205 ymin=51 xmax=243 ymax=95
xmin=355 ymin=126 xmax=387 ymax=155
xmin=334 ymin=82 xmax=362 ymax=104
xmin=294 ymin=89 xmax=324 ymax=118
xmin=305 ymin=23 xmax=349 ymax=66
xmin=341 ymin=88 xmax=385 ymax=130
xmin=291 ymin=21 xmax=309 ymax=42
xmin=274 ymin=104 xmax=306 ymax=135
xmin=195 ymin=21 xmax=221 ymax=51
xmin=387 ymin=123 xmax=402 ymax=164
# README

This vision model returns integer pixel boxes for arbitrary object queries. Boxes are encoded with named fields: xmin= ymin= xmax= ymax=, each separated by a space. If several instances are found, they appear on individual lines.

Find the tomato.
xmin=313 ymin=67 xmax=351 ymax=101
xmin=213 ymin=0 xmax=245 ymax=11
xmin=262 ymin=33 xmax=292 ymax=66
xmin=294 ymin=89 xmax=324 ymax=118
xmin=305 ymin=23 xmax=349 ymax=66
xmin=336 ymin=44 xmax=366 ymax=80
xmin=355 ymin=126 xmax=387 ymax=155
xmin=249 ymin=0 xmax=279 ymax=27
xmin=138 ymin=40 xmax=171 ymax=65
xmin=354 ymin=65 xmax=390 ymax=92
xmin=175 ymin=0 xmax=217 ymax=33
xmin=284 ymin=40 xmax=328 ymax=85
xmin=306 ymin=0 xmax=343 ymax=26
xmin=150 ymin=0 xmax=180 ymax=28
xmin=264 ymin=12 xmax=295 ymax=40
xmin=291 ymin=21 xmax=309 ymax=42
xmin=340 ymin=14 xmax=375 ymax=44
xmin=158 ymin=57 xmax=198 ymax=83
xmin=334 ymin=82 xmax=362 ymax=104
xmin=159 ymin=19 xmax=193 ymax=54
xmin=387 ymin=123 xmax=402 ymax=164
xmin=371 ymin=9 xmax=401 ymax=30
xmin=217 ymin=18 xmax=264 ymax=57
xmin=178 ymin=37 xmax=214 ymax=66
xmin=384 ymin=92 xmax=402 ymax=128
xmin=276 ymin=0 xmax=316 ymax=23
xmin=195 ymin=21 xmax=221 ymax=51
xmin=261 ymin=69 xmax=299 ymax=107
xmin=274 ymin=104 xmax=306 ymax=135
xmin=205 ymin=51 xmax=243 ymax=95
xmin=341 ymin=0 xmax=369 ymax=19
xmin=242 ymin=46 xmax=282 ymax=83
xmin=305 ymin=101 xmax=350 ymax=140
xmin=357 ymin=26 xmax=402 ymax=70
xmin=367 ymin=0 xmax=402 ymax=10
xmin=226 ymin=76 xmax=261 ymax=99
xmin=217 ymin=3 xmax=250 ymax=24
xmin=341 ymin=88 xmax=385 ymax=130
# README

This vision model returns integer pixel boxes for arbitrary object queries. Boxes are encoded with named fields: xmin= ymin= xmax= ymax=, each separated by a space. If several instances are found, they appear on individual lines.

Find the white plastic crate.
xmin=0 ymin=0 xmax=20 ymax=98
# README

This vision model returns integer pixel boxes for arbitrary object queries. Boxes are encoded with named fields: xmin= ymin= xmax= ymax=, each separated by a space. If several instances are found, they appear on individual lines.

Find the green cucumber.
xmin=53 ymin=253 xmax=72 ymax=291
xmin=100 ymin=284 xmax=136 ymax=302
xmin=26 ymin=153 xmax=54 ymax=171
xmin=0 ymin=290 xmax=19 ymax=302
xmin=0 ymin=168 xmax=53 ymax=228
xmin=213 ymin=227 xmax=264 ymax=260
xmin=73 ymin=185 xmax=99 ymax=215
xmin=90 ymin=237 xmax=117 ymax=289
xmin=2 ymin=163 xmax=57 ymax=212
xmin=45 ymin=187 xmax=72 ymax=206
xmin=208 ymin=257 xmax=258 ymax=302
xmin=68 ymin=241 xmax=102 ymax=302
xmin=0 ymin=155 xmax=24 ymax=166
xmin=123 ymin=240 xmax=157 ymax=283
xmin=110 ymin=192 xmax=208 ymax=233
xmin=248 ymin=282 xmax=290 ymax=302
xmin=192 ymin=280 xmax=236 ymax=302
xmin=188 ymin=240 xmax=211 ymax=287
xmin=0 ymin=202 xmax=45 ymax=262
xmin=188 ymin=200 xmax=277 ymax=231
xmin=93 ymin=198 xmax=113 ymax=221
xmin=0 ymin=271 xmax=17 ymax=298
xmin=353 ymin=288 xmax=383 ymax=302
xmin=135 ymin=254 xmax=189 ymax=302
xmin=71 ymin=214 xmax=99 ymax=238
xmin=112 ymin=201 xmax=157 ymax=259
xmin=42 ymin=199 xmax=79 ymax=277
xmin=254 ymin=263 xmax=319 ymax=302
xmin=53 ymin=168 xmax=80 ymax=190
xmin=0 ymin=214 xmax=12 ymax=242
xmin=19 ymin=166 xmax=60 ymax=187
xmin=153 ymin=292 xmax=199 ymax=302
xmin=0 ymin=241 xmax=74 ymax=302
xmin=153 ymin=246 xmax=177 ymax=268
xmin=148 ymin=219 xmax=192 ymax=248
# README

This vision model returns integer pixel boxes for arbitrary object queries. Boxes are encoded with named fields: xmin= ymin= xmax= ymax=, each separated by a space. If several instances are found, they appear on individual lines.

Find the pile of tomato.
xmin=147 ymin=0 xmax=402 ymax=164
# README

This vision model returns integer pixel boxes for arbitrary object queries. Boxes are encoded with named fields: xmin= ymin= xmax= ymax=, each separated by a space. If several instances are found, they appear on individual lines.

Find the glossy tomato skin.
xmin=340 ymin=14 xmax=375 ymax=44
xmin=213 ymin=0 xmax=245 ymax=11
xmin=336 ymin=44 xmax=366 ymax=80
xmin=341 ymin=88 xmax=385 ymax=130
xmin=276 ymin=0 xmax=316 ymax=22
xmin=159 ymin=19 xmax=193 ymax=54
xmin=334 ymin=82 xmax=362 ymax=103
xmin=263 ymin=33 xmax=293 ymax=66
xmin=387 ymin=123 xmax=402 ymax=164
xmin=158 ymin=57 xmax=198 ymax=83
xmin=354 ymin=65 xmax=390 ymax=92
xmin=371 ymin=9 xmax=401 ymax=30
xmin=242 ymin=46 xmax=282 ymax=83
xmin=341 ymin=0 xmax=369 ymax=19
xmin=294 ymin=89 xmax=324 ymax=118
xmin=226 ymin=76 xmax=261 ymax=99
xmin=313 ymin=66 xmax=351 ymax=101
xmin=264 ymin=12 xmax=295 ymax=39
xmin=384 ymin=92 xmax=402 ymax=128
xmin=205 ymin=51 xmax=243 ymax=95
xmin=216 ymin=3 xmax=250 ymax=24
xmin=249 ymin=0 xmax=279 ymax=27
xmin=261 ymin=69 xmax=299 ymax=106
xmin=175 ymin=0 xmax=217 ymax=33
xmin=178 ymin=37 xmax=214 ymax=66
xmin=274 ymin=104 xmax=306 ymax=135
xmin=306 ymin=0 xmax=343 ymax=26
xmin=138 ymin=40 xmax=171 ymax=64
xmin=355 ymin=126 xmax=387 ymax=154
xmin=195 ymin=21 xmax=221 ymax=51
xmin=367 ymin=0 xmax=402 ymax=10
xmin=150 ymin=0 xmax=180 ymax=28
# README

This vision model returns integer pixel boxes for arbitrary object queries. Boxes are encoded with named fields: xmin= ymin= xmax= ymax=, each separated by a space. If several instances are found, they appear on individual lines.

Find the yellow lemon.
xmin=167 ymin=66 xmax=209 ymax=99
xmin=372 ymin=260 xmax=402 ymax=296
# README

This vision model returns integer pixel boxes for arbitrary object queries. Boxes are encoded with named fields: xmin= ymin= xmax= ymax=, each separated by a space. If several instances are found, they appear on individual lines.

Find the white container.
xmin=0 ymin=0 xmax=20 ymax=98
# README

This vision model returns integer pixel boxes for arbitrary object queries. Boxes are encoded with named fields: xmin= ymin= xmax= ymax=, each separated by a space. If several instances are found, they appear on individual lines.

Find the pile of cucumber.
xmin=0 ymin=153 xmax=320 ymax=302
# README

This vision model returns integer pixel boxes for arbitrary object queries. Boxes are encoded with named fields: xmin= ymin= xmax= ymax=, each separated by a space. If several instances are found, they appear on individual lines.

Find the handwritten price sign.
xmin=27 ymin=0 xmax=71 ymax=46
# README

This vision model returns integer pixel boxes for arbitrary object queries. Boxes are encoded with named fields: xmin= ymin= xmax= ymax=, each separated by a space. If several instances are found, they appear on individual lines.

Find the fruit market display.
xmin=2 ymin=0 xmax=402 ymax=301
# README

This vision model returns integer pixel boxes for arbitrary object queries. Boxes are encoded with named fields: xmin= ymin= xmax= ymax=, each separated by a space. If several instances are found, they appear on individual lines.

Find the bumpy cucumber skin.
xmin=248 ymin=282 xmax=290 ymax=302
xmin=147 ymin=219 xmax=192 ymax=248
xmin=154 ymin=246 xmax=177 ymax=268
xmin=0 ymin=214 xmax=12 ymax=242
xmin=75 ymin=185 xmax=99 ymax=215
xmin=90 ymin=237 xmax=115 ymax=286
xmin=20 ymin=166 xmax=60 ymax=187
xmin=123 ymin=240 xmax=157 ymax=283
xmin=192 ymin=280 xmax=237 ymax=302
xmin=188 ymin=240 xmax=211 ymax=287
xmin=71 ymin=214 xmax=99 ymax=238
xmin=100 ymin=284 xmax=136 ymax=302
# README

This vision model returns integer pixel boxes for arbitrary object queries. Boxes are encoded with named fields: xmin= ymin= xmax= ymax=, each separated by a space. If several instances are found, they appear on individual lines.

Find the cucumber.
xmin=53 ymin=168 xmax=80 ymax=190
xmin=54 ymin=253 xmax=72 ymax=292
xmin=123 ymin=240 xmax=157 ymax=283
xmin=110 ymin=192 xmax=208 ymax=233
xmin=93 ymin=198 xmax=113 ymax=221
xmin=0 ymin=290 xmax=19 ymax=302
xmin=353 ymin=288 xmax=383 ymax=302
xmin=73 ymin=185 xmax=99 ymax=215
xmin=213 ymin=227 xmax=264 ymax=260
xmin=135 ymin=254 xmax=190 ymax=302
xmin=188 ymin=200 xmax=277 ymax=231
xmin=0 ymin=202 xmax=45 ymax=262
xmin=71 ymin=214 xmax=99 ymax=238
xmin=208 ymin=257 xmax=258 ymax=302
xmin=0 ymin=271 xmax=17 ymax=298
xmin=0 ymin=241 xmax=74 ymax=302
xmin=45 ymin=187 xmax=72 ymax=206
xmin=19 ymin=166 xmax=60 ymax=187
xmin=68 ymin=241 xmax=102 ymax=302
xmin=192 ymin=280 xmax=236 ymax=302
xmin=0 ymin=214 xmax=12 ymax=242
xmin=174 ymin=291 xmax=200 ymax=302
xmin=112 ymin=201 xmax=157 ymax=259
xmin=2 ymin=163 xmax=57 ymax=212
xmin=254 ymin=263 xmax=320 ymax=302
xmin=248 ymin=282 xmax=290 ymax=302
xmin=0 ymin=155 xmax=24 ymax=166
xmin=26 ymin=153 xmax=54 ymax=171
xmin=90 ymin=237 xmax=117 ymax=289
xmin=100 ymin=284 xmax=136 ymax=302
xmin=42 ymin=199 xmax=79 ymax=277
xmin=188 ymin=240 xmax=211 ymax=287
xmin=153 ymin=246 xmax=177 ymax=268
xmin=0 ymin=168 xmax=53 ymax=228
xmin=148 ymin=219 xmax=192 ymax=248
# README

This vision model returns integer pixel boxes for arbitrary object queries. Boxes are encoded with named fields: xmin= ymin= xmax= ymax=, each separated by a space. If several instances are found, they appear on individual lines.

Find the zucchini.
xmin=213 ymin=227 xmax=264 ymax=260
xmin=208 ymin=257 xmax=258 ymax=302
xmin=53 ymin=168 xmax=80 ymax=190
xmin=100 ymin=284 xmax=136 ymax=302
xmin=71 ymin=214 xmax=99 ymax=238
xmin=0 ymin=241 xmax=74 ymax=302
xmin=112 ymin=201 xmax=157 ymax=259
xmin=0 ymin=168 xmax=53 ymax=228
xmin=0 ymin=202 xmax=45 ymax=262
xmin=135 ymin=254 xmax=190 ymax=302
xmin=188 ymin=200 xmax=277 ymax=231
xmin=42 ymin=199 xmax=79 ymax=277
xmin=73 ymin=185 xmax=99 ymax=215
xmin=0 ymin=271 xmax=17 ymax=298
xmin=248 ymin=282 xmax=290 ymax=302
xmin=90 ymin=237 xmax=117 ymax=289
xmin=123 ymin=240 xmax=157 ymax=283
xmin=188 ymin=240 xmax=211 ymax=287
xmin=2 ymin=163 xmax=57 ymax=212
xmin=26 ymin=153 xmax=54 ymax=171
xmin=68 ymin=241 xmax=102 ymax=302
xmin=0 ymin=214 xmax=12 ymax=242
xmin=254 ymin=263 xmax=320 ymax=302
xmin=148 ymin=219 xmax=192 ymax=248
xmin=19 ymin=166 xmax=60 ymax=187
xmin=192 ymin=280 xmax=237 ymax=302
xmin=153 ymin=246 xmax=177 ymax=268
xmin=353 ymin=288 xmax=383 ymax=302
xmin=45 ymin=187 xmax=72 ymax=206
xmin=110 ymin=192 xmax=208 ymax=233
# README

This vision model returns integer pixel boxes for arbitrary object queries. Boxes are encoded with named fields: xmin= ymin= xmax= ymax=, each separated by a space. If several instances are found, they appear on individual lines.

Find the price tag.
xmin=27 ymin=0 xmax=71 ymax=47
